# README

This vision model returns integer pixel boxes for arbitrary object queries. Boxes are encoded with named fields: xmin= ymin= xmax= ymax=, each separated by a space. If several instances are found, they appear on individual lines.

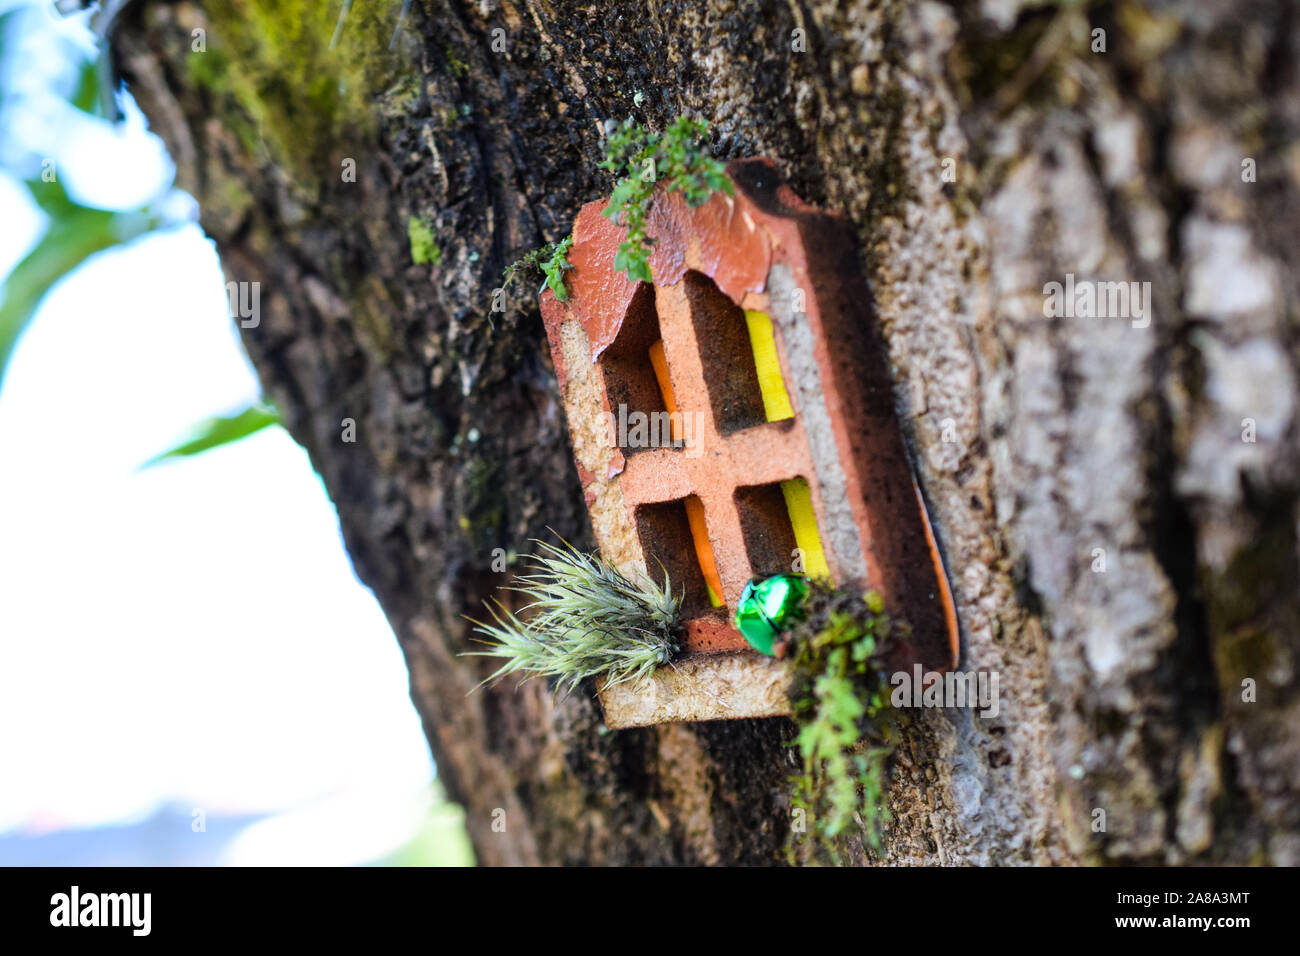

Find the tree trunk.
xmin=111 ymin=0 xmax=1300 ymax=865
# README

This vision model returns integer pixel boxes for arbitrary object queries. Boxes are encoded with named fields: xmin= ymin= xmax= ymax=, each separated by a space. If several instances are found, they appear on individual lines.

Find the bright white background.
xmin=0 ymin=2 xmax=457 ymax=866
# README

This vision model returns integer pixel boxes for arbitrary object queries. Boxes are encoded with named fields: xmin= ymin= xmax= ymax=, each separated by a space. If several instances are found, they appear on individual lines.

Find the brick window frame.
xmin=541 ymin=158 xmax=959 ymax=728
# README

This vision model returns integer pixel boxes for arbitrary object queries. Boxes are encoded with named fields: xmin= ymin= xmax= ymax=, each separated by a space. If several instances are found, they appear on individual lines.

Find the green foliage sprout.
xmin=539 ymin=237 xmax=575 ymax=300
xmin=599 ymin=115 xmax=733 ymax=283
xmin=467 ymin=538 xmax=682 ymax=695
xmin=500 ymin=115 xmax=730 ymax=304
xmin=503 ymin=236 xmax=573 ymax=301
xmin=787 ymin=586 xmax=900 ymax=863
xmin=188 ymin=0 xmax=404 ymax=188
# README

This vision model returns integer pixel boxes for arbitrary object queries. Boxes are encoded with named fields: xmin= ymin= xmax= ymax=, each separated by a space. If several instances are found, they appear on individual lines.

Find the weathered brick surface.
xmin=542 ymin=158 xmax=959 ymax=725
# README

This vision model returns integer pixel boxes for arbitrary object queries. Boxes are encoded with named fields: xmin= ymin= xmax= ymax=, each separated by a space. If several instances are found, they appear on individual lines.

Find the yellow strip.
xmin=744 ymin=310 xmax=794 ymax=422
xmin=781 ymin=477 xmax=831 ymax=580
xmin=685 ymin=495 xmax=725 ymax=607
xmin=648 ymin=340 xmax=683 ymax=441
xmin=653 ymin=326 xmax=817 ymax=598
xmin=742 ymin=311 xmax=829 ymax=581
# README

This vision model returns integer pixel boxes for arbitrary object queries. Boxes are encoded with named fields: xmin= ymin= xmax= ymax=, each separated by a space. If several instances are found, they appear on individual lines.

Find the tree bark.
xmin=112 ymin=0 xmax=1300 ymax=865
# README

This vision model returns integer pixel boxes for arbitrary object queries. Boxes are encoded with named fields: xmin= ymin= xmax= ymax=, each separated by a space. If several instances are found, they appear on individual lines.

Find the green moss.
xmin=444 ymin=44 xmax=469 ymax=78
xmin=408 ymin=216 xmax=441 ymax=265
xmin=501 ymin=116 xmax=730 ymax=304
xmin=504 ymin=236 xmax=572 ymax=300
xmin=191 ymin=0 xmax=404 ymax=189
xmin=379 ymin=72 xmax=424 ymax=120
xmin=785 ymin=584 xmax=903 ymax=864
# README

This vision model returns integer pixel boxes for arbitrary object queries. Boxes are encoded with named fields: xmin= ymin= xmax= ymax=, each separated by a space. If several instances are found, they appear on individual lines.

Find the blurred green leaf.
xmin=0 ymin=5 xmax=179 ymax=392
xmin=0 ymin=178 xmax=170 ymax=390
xmin=141 ymin=403 xmax=282 ymax=469
xmin=71 ymin=56 xmax=105 ymax=116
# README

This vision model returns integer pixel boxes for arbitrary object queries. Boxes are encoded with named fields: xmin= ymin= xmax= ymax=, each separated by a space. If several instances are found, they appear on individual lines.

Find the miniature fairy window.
xmin=536 ymin=158 xmax=959 ymax=728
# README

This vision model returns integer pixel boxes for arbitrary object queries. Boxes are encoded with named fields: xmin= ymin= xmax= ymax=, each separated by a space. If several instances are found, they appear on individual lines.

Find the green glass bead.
xmin=734 ymin=574 xmax=809 ymax=655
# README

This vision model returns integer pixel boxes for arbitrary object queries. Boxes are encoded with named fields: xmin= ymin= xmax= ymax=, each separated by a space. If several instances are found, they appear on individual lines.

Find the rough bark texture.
xmin=113 ymin=0 xmax=1300 ymax=865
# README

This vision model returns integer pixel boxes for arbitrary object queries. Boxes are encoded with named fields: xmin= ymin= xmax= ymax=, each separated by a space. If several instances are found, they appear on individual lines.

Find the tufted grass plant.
xmin=466 ymin=538 xmax=681 ymax=695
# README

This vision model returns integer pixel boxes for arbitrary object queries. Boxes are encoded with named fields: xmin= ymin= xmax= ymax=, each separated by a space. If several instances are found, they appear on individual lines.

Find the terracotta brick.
xmin=541 ymin=158 xmax=959 ymax=727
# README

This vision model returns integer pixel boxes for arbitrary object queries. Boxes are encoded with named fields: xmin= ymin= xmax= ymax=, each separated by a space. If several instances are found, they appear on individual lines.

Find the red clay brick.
xmin=541 ymin=158 xmax=959 ymax=700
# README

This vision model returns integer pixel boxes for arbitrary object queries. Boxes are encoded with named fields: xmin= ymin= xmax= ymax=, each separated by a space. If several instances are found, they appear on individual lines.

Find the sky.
xmin=0 ymin=1 xmax=447 ymax=865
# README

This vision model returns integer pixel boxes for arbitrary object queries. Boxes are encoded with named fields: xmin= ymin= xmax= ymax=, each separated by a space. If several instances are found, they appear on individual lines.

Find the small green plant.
xmin=539 ymin=237 xmax=574 ymax=300
xmin=503 ymin=236 xmax=573 ymax=301
xmin=408 ymin=215 xmax=441 ymax=265
xmin=599 ymin=115 xmax=733 ymax=283
xmin=499 ymin=114 xmax=731 ymax=303
xmin=786 ymin=585 xmax=901 ymax=863
xmin=466 ymin=538 xmax=682 ymax=695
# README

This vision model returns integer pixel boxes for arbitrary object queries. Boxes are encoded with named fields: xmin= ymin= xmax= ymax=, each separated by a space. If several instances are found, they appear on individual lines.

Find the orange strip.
xmin=915 ymin=481 xmax=960 ymax=669
xmin=650 ymin=341 xmax=719 ymax=604
xmin=648 ymin=340 xmax=683 ymax=441
xmin=684 ymin=495 xmax=724 ymax=607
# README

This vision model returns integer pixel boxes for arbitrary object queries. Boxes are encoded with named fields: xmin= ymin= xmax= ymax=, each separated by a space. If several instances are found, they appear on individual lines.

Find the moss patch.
xmin=408 ymin=215 xmax=441 ymax=266
xmin=785 ymin=584 xmax=903 ymax=864
xmin=190 ymin=0 xmax=405 ymax=189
